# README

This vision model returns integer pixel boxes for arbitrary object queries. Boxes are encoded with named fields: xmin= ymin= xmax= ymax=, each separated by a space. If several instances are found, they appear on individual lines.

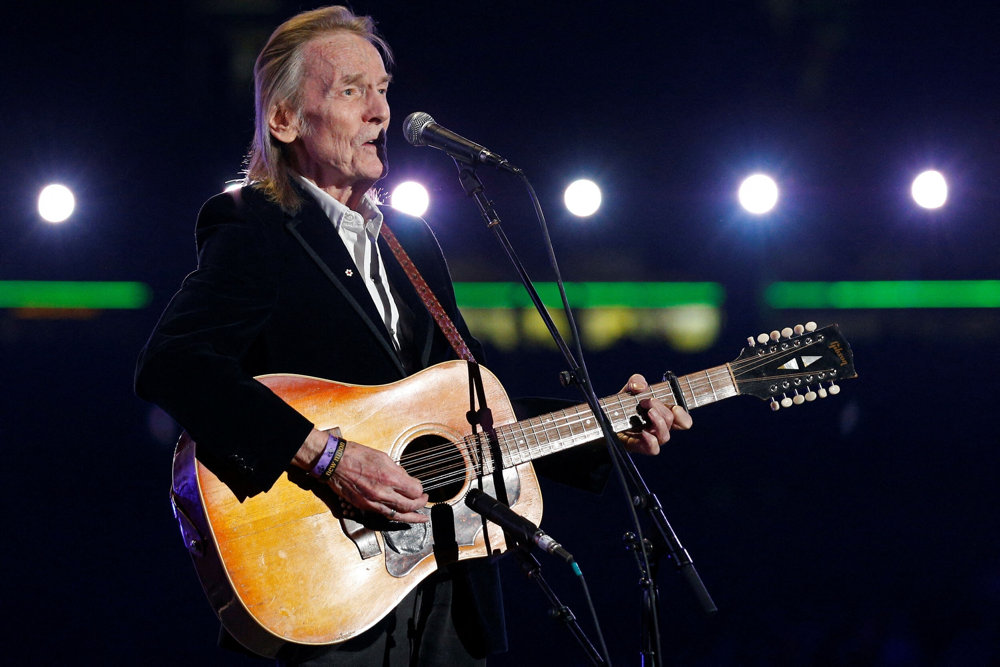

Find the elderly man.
xmin=136 ymin=5 xmax=690 ymax=665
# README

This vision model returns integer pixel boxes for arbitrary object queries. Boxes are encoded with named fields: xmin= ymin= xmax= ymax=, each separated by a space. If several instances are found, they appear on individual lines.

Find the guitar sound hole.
xmin=399 ymin=435 xmax=467 ymax=504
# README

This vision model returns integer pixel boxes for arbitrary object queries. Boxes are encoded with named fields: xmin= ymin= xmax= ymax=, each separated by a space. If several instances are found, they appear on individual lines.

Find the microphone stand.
xmin=511 ymin=545 xmax=605 ymax=666
xmin=452 ymin=159 xmax=716 ymax=667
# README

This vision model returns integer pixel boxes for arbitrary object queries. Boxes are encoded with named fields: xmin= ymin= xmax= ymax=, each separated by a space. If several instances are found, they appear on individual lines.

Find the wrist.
xmin=312 ymin=434 xmax=348 ymax=480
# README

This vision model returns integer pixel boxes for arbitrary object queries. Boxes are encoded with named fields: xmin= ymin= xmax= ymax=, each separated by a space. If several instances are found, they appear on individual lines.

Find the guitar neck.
xmin=479 ymin=364 xmax=737 ymax=473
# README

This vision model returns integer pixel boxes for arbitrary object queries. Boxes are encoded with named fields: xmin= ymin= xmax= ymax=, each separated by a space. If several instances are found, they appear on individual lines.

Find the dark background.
xmin=3 ymin=1 xmax=998 ymax=664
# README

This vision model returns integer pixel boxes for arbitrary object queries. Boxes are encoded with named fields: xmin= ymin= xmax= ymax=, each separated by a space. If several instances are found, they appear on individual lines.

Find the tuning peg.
xmin=792 ymin=391 xmax=805 ymax=405
xmin=747 ymin=336 xmax=756 ymax=347
xmin=805 ymin=388 xmax=817 ymax=401
xmin=805 ymin=322 xmax=817 ymax=332
xmin=770 ymin=330 xmax=781 ymax=342
xmin=770 ymin=398 xmax=780 ymax=411
xmin=781 ymin=327 xmax=793 ymax=338
xmin=818 ymin=387 xmax=828 ymax=398
xmin=780 ymin=395 xmax=793 ymax=408
xmin=828 ymin=382 xmax=840 ymax=395
xmin=757 ymin=333 xmax=769 ymax=344
xmin=793 ymin=324 xmax=805 ymax=335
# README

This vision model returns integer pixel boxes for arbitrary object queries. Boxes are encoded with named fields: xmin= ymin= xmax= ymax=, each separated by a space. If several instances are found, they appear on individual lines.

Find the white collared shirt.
xmin=294 ymin=174 xmax=403 ymax=351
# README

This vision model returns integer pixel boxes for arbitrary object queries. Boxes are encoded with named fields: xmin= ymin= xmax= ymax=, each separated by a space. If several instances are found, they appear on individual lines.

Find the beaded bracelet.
xmin=319 ymin=436 xmax=348 ymax=481
xmin=310 ymin=434 xmax=346 ymax=480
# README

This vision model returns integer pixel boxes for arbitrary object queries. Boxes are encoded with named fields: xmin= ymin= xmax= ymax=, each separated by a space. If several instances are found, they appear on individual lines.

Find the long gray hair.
xmin=244 ymin=6 xmax=392 ymax=212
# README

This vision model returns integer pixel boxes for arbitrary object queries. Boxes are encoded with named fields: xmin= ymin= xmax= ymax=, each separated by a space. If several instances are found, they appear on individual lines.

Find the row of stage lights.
xmin=393 ymin=170 xmax=950 ymax=218
xmin=35 ymin=169 xmax=949 ymax=224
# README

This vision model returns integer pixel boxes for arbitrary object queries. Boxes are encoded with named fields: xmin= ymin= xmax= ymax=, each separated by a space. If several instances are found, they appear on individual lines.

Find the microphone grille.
xmin=402 ymin=111 xmax=435 ymax=146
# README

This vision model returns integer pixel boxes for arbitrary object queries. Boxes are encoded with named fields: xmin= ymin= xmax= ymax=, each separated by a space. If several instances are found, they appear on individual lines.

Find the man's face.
xmin=280 ymin=31 xmax=390 ymax=198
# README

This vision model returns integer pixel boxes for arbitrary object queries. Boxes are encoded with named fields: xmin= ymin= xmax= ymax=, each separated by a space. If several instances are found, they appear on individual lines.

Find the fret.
xmin=684 ymin=374 xmax=698 ymax=407
xmin=599 ymin=394 xmax=632 ymax=433
xmin=706 ymin=370 xmax=718 ymax=401
xmin=652 ymin=381 xmax=676 ymax=408
xmin=549 ymin=410 xmax=568 ymax=454
xmin=578 ymin=408 xmax=598 ymax=442
xmin=565 ymin=408 xmax=582 ymax=445
xmin=537 ymin=414 xmax=555 ymax=450
xmin=510 ymin=421 xmax=531 ymax=463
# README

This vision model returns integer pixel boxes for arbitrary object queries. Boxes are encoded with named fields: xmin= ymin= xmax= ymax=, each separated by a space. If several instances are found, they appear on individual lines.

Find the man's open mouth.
xmin=365 ymin=130 xmax=387 ymax=151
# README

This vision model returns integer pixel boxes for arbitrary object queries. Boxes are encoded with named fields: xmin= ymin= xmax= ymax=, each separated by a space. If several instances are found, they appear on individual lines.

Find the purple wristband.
xmin=310 ymin=434 xmax=340 ymax=479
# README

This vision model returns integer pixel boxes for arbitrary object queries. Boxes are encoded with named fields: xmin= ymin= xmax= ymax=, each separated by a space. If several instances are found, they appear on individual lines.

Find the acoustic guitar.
xmin=170 ymin=323 xmax=856 ymax=656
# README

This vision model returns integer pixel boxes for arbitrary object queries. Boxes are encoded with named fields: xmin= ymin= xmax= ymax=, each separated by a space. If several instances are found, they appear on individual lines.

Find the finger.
xmin=332 ymin=480 xmax=430 ymax=524
xmin=385 ymin=490 xmax=430 ymax=515
xmin=381 ymin=501 xmax=430 ymax=525
xmin=623 ymin=374 xmax=650 ymax=395
xmin=343 ymin=473 xmax=428 ymax=513
xmin=619 ymin=429 xmax=660 ymax=456
xmin=670 ymin=405 xmax=693 ymax=430
xmin=639 ymin=398 xmax=672 ymax=445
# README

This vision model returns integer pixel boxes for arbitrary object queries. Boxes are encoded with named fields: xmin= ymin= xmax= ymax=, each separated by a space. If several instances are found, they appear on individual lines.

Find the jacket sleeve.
xmin=135 ymin=191 xmax=313 ymax=494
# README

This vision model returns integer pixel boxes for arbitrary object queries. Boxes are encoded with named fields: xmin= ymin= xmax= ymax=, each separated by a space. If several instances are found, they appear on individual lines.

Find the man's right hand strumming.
xmin=294 ymin=428 xmax=430 ymax=523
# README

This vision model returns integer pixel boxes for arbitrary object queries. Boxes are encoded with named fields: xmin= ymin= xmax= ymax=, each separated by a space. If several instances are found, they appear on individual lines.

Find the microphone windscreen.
xmin=402 ymin=111 xmax=435 ymax=146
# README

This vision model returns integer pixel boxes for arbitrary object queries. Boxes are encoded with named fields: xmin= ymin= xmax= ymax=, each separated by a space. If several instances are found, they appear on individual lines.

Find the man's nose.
xmin=365 ymin=90 xmax=389 ymax=123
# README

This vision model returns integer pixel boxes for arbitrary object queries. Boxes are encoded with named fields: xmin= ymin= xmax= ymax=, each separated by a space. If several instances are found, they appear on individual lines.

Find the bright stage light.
xmin=738 ymin=174 xmax=779 ymax=214
xmin=390 ymin=181 xmax=430 ymax=217
xmin=911 ymin=170 xmax=947 ymax=209
xmin=564 ymin=179 xmax=602 ymax=217
xmin=38 ymin=184 xmax=75 ymax=223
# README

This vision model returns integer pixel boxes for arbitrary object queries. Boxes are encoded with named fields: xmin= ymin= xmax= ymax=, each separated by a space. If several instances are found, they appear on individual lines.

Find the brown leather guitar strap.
xmin=379 ymin=221 xmax=477 ymax=363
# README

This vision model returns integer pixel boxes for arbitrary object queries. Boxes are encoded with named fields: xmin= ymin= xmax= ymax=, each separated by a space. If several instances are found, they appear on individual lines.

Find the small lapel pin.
xmin=345 ymin=269 xmax=354 ymax=277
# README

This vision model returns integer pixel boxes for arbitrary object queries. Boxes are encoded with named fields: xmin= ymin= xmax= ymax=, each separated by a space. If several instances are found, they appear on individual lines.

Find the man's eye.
xmin=342 ymin=88 xmax=357 ymax=96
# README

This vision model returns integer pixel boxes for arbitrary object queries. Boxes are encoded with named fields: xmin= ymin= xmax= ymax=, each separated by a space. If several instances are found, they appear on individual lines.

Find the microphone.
xmin=465 ymin=488 xmax=574 ymax=563
xmin=402 ymin=112 xmax=522 ymax=174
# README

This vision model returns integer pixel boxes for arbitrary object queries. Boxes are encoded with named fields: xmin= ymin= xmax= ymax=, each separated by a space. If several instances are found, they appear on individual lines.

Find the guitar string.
xmin=398 ymin=391 xmax=653 ymax=474
xmin=399 ymin=369 xmax=734 ymax=481
xmin=401 ymin=353 xmax=793 ymax=475
xmin=402 ymin=343 xmax=836 ymax=491
xmin=401 ymin=360 xmax=800 ymax=481
xmin=401 ymin=387 xmax=683 ymax=490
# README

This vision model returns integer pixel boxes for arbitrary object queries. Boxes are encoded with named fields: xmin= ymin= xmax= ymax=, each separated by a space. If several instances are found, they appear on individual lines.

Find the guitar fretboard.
xmin=469 ymin=364 xmax=737 ymax=475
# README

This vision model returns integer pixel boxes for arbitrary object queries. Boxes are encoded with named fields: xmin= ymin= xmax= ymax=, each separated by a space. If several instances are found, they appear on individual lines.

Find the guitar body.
xmin=170 ymin=361 xmax=540 ymax=656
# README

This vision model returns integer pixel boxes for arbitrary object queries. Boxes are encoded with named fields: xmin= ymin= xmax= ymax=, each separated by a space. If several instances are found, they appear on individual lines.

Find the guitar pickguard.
xmin=382 ymin=468 xmax=521 ymax=577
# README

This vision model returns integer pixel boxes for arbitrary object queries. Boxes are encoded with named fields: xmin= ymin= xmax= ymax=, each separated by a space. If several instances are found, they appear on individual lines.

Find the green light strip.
xmin=765 ymin=280 xmax=1000 ymax=309
xmin=0 ymin=281 xmax=153 ymax=309
xmin=454 ymin=282 xmax=725 ymax=309
xmin=6 ymin=279 xmax=994 ymax=312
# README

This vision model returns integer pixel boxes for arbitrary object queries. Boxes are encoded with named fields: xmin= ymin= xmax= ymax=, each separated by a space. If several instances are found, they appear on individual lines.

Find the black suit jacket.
xmin=136 ymin=183 xmax=484 ymax=494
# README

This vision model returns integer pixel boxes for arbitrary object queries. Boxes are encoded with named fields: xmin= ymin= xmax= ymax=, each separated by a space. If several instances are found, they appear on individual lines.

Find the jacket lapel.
xmin=283 ymin=197 xmax=406 ymax=376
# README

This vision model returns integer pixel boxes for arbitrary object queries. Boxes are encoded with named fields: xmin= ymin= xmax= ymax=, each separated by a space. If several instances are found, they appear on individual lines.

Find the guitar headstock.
xmin=731 ymin=323 xmax=857 ymax=410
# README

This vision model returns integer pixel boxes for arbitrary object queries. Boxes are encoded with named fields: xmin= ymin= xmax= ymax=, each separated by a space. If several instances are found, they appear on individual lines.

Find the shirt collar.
xmin=294 ymin=173 xmax=383 ymax=236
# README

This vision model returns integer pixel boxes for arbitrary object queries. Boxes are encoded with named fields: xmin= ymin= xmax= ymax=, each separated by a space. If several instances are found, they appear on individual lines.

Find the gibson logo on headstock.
xmin=829 ymin=341 xmax=849 ymax=367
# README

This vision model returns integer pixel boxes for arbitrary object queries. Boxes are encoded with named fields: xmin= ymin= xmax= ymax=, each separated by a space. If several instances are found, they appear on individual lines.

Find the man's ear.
xmin=268 ymin=103 xmax=299 ymax=144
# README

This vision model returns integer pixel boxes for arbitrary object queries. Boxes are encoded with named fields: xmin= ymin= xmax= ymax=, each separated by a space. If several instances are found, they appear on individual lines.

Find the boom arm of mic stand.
xmin=453 ymin=163 xmax=579 ymax=366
